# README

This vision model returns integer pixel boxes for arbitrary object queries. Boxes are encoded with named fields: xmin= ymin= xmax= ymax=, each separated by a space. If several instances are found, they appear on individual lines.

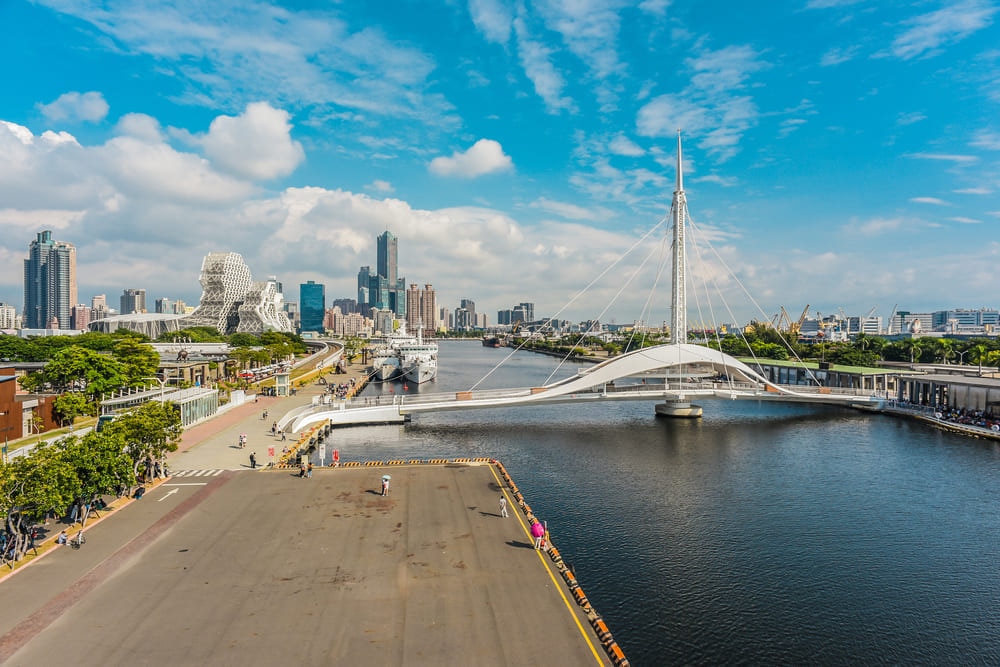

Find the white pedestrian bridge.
xmin=278 ymin=344 xmax=885 ymax=434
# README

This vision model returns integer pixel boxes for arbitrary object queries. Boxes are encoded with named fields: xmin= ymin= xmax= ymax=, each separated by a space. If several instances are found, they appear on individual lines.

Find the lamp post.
xmin=956 ymin=350 xmax=968 ymax=366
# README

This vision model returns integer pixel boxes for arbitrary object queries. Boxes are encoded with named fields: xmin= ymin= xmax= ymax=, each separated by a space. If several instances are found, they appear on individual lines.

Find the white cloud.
xmin=910 ymin=197 xmax=948 ymax=205
xmin=609 ymin=134 xmax=644 ymax=156
xmin=367 ymin=180 xmax=395 ymax=193
xmin=820 ymin=46 xmax=860 ymax=67
xmin=692 ymin=173 xmax=737 ymax=187
xmin=953 ymin=187 xmax=992 ymax=194
xmin=530 ymin=197 xmax=615 ymax=221
xmin=115 ymin=113 xmax=164 ymax=143
xmin=37 ymin=3 xmax=455 ymax=129
xmin=514 ymin=15 xmax=575 ymax=114
xmin=896 ymin=112 xmax=927 ymax=126
xmin=970 ymin=129 xmax=1000 ymax=150
xmin=638 ymin=0 xmax=670 ymax=15
xmin=948 ymin=216 xmax=980 ymax=224
xmin=200 ymin=102 xmax=305 ymax=181
xmin=429 ymin=139 xmax=514 ymax=178
xmin=778 ymin=118 xmax=807 ymax=138
xmin=843 ymin=216 xmax=907 ymax=236
xmin=469 ymin=0 xmax=513 ymax=44
xmin=37 ymin=91 xmax=109 ymax=123
xmin=905 ymin=152 xmax=978 ymax=165
xmin=890 ymin=0 xmax=998 ymax=60
xmin=636 ymin=45 xmax=765 ymax=160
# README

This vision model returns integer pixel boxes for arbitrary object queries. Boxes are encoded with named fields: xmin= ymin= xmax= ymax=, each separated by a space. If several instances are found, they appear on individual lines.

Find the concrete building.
xmin=91 ymin=294 xmax=109 ymax=321
xmin=70 ymin=304 xmax=91 ymax=331
xmin=406 ymin=283 xmax=437 ymax=337
xmin=120 ymin=288 xmax=147 ymax=315
xmin=23 ymin=230 xmax=77 ymax=330
xmin=0 ymin=302 xmax=19 ymax=330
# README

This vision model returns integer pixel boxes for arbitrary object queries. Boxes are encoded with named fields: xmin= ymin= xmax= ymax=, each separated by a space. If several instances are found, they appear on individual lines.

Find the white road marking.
xmin=158 ymin=488 xmax=180 ymax=502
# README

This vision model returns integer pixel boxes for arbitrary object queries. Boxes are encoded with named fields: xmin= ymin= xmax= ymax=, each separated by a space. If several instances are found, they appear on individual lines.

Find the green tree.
xmin=1 ymin=442 xmax=79 ymax=560
xmin=33 ymin=346 xmax=127 ymax=400
xmin=52 ymin=392 xmax=93 ymax=427
xmin=112 ymin=338 xmax=161 ymax=387
xmin=59 ymin=432 xmax=135 ymax=523
xmin=103 ymin=401 xmax=182 ymax=486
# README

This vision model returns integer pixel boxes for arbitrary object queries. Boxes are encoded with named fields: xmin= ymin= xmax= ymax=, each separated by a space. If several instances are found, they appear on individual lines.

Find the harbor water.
xmin=328 ymin=341 xmax=1000 ymax=666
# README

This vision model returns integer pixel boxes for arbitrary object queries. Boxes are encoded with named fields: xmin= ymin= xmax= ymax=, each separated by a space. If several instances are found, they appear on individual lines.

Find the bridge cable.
xmin=468 ymin=218 xmax=668 ymax=392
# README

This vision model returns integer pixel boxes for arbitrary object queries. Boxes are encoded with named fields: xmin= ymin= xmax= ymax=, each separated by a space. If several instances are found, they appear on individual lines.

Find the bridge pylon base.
xmin=655 ymin=401 xmax=703 ymax=418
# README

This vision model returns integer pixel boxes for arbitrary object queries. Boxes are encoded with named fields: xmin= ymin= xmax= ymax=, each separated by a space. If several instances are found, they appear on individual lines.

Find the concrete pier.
xmin=0 ymin=462 xmax=617 ymax=666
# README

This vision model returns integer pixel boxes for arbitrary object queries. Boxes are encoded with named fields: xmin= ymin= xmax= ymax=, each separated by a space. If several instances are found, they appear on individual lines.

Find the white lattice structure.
xmin=185 ymin=253 xmax=253 ymax=334
xmin=236 ymin=280 xmax=293 ymax=333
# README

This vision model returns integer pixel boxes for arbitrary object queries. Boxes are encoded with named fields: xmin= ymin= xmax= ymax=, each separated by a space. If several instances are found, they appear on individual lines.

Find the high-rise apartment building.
xmin=91 ymin=294 xmax=109 ymax=321
xmin=71 ymin=304 xmax=91 ymax=330
xmin=120 ymin=288 xmax=147 ymax=315
xmin=299 ymin=280 xmax=326 ymax=333
xmin=0 ymin=302 xmax=19 ymax=329
xmin=23 ymin=230 xmax=77 ymax=329
xmin=405 ymin=284 xmax=437 ymax=337
xmin=155 ymin=298 xmax=173 ymax=314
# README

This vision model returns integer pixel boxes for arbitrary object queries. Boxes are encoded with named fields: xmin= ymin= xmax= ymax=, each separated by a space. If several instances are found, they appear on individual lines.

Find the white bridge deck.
xmin=279 ymin=343 xmax=885 ymax=433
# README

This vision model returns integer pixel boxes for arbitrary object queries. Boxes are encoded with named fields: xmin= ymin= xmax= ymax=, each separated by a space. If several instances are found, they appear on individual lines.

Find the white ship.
xmin=397 ymin=326 xmax=438 ymax=384
xmin=369 ymin=324 xmax=419 ymax=382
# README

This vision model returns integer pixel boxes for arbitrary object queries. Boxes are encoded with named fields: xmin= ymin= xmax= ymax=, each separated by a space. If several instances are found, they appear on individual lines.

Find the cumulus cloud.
xmin=199 ymin=103 xmax=305 ymax=181
xmin=429 ymin=139 xmax=513 ymax=178
xmin=38 ymin=91 xmax=109 ymax=123
xmin=114 ymin=113 xmax=164 ymax=143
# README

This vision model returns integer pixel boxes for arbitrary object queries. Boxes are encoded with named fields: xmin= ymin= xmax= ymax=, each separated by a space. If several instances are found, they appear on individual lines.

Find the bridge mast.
xmin=670 ymin=130 xmax=687 ymax=345
xmin=657 ymin=130 xmax=703 ymax=418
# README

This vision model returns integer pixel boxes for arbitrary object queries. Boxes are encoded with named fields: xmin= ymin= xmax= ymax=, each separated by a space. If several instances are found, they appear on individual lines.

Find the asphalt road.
xmin=0 ymin=464 xmax=609 ymax=666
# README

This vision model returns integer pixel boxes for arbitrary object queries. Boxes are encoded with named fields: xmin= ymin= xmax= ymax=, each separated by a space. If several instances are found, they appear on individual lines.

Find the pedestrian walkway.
xmin=167 ymin=469 xmax=231 ymax=477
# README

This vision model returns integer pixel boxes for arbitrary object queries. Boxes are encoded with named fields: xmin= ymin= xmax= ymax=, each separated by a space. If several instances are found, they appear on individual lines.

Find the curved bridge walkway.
xmin=279 ymin=343 xmax=884 ymax=433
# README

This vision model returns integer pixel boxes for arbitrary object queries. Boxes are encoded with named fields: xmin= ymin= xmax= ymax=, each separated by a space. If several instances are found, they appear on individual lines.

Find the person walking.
xmin=499 ymin=495 xmax=508 ymax=518
xmin=531 ymin=520 xmax=546 ymax=550
xmin=307 ymin=462 xmax=313 ymax=478
xmin=381 ymin=476 xmax=390 ymax=496
xmin=249 ymin=452 xmax=257 ymax=469
xmin=299 ymin=462 xmax=306 ymax=478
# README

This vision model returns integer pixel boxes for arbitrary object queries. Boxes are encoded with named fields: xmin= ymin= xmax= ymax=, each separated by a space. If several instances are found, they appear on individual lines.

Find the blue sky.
xmin=1 ymin=0 xmax=998 ymax=327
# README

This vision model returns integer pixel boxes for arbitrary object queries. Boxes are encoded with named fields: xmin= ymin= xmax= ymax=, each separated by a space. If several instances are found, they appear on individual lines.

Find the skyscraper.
xmin=377 ymin=231 xmax=398 ymax=284
xmin=120 ymin=288 xmax=147 ymax=315
xmin=357 ymin=233 xmax=407 ymax=318
xmin=23 ymin=230 xmax=77 ymax=329
xmin=300 ymin=280 xmax=326 ymax=333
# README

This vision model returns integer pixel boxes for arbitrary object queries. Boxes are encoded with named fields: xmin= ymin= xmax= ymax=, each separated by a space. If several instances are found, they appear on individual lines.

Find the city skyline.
xmin=1 ymin=1 xmax=999 ymax=325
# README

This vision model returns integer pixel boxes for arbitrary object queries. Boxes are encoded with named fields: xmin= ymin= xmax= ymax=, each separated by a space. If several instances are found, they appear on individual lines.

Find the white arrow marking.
xmin=158 ymin=488 xmax=180 ymax=502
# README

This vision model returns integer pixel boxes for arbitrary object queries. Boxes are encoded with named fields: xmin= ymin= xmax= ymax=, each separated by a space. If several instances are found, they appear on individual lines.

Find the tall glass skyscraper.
xmin=377 ymin=231 xmax=398 ymax=284
xmin=23 ymin=230 xmax=77 ymax=329
xmin=299 ymin=280 xmax=326 ymax=333
xmin=363 ymin=231 xmax=406 ymax=318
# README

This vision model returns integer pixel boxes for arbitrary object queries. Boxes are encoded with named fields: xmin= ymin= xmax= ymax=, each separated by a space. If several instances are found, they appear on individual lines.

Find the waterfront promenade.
xmin=0 ymin=356 xmax=614 ymax=665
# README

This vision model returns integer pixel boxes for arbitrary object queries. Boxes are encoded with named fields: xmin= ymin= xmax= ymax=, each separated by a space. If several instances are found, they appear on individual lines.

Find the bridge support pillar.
xmin=655 ymin=401 xmax=703 ymax=418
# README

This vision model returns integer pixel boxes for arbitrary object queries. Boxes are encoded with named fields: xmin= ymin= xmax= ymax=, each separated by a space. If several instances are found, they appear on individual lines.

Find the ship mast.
xmin=670 ymin=131 xmax=687 ymax=344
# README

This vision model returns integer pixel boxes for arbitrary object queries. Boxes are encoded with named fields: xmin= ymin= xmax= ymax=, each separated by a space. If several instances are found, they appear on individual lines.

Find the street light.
xmin=956 ymin=350 xmax=969 ymax=366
